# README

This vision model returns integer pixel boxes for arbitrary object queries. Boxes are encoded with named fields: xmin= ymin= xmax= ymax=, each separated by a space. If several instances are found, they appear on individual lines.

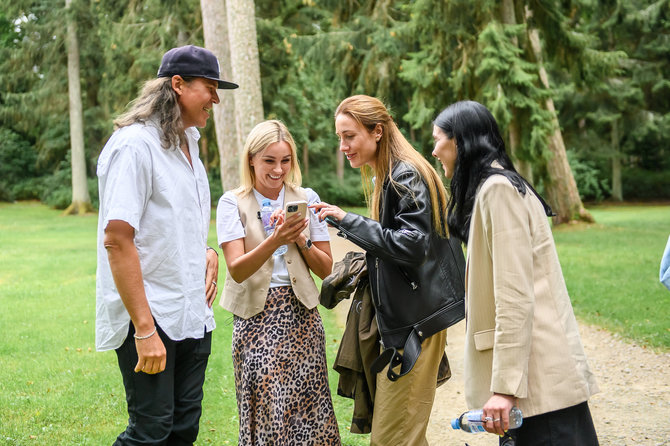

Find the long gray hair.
xmin=113 ymin=77 xmax=186 ymax=149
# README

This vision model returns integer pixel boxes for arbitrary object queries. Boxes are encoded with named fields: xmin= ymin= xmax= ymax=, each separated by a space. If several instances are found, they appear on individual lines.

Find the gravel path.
xmin=424 ymin=321 xmax=670 ymax=446
xmin=328 ymin=229 xmax=670 ymax=445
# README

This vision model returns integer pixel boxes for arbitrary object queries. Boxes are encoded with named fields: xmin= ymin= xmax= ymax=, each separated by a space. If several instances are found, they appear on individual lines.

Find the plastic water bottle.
xmin=260 ymin=199 xmax=287 ymax=257
xmin=451 ymin=406 xmax=523 ymax=433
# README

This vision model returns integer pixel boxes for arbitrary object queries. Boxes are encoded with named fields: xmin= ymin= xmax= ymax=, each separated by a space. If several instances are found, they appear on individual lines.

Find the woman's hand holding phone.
xmin=271 ymin=201 xmax=308 ymax=244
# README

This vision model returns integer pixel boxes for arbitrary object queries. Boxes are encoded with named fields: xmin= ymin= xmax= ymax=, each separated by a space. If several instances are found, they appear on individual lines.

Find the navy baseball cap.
xmin=157 ymin=45 xmax=238 ymax=90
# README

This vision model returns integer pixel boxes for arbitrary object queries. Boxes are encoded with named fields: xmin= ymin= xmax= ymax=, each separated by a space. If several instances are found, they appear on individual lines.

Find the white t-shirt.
xmin=95 ymin=120 xmax=215 ymax=351
xmin=216 ymin=186 xmax=330 ymax=287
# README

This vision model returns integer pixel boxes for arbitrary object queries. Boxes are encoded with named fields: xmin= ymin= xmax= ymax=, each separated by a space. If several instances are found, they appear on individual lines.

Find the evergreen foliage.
xmin=558 ymin=0 xmax=669 ymax=200
xmin=0 ymin=0 xmax=668 ymax=208
xmin=0 ymin=128 xmax=40 ymax=201
xmin=475 ymin=21 xmax=555 ymax=163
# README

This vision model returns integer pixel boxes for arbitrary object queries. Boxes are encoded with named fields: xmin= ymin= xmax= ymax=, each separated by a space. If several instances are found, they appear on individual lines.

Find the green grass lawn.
xmin=0 ymin=201 xmax=667 ymax=444
xmin=553 ymin=204 xmax=670 ymax=350
xmin=0 ymin=201 xmax=368 ymax=445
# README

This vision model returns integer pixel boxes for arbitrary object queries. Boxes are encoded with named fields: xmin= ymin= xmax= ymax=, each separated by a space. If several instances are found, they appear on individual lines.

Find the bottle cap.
xmin=450 ymin=418 xmax=460 ymax=430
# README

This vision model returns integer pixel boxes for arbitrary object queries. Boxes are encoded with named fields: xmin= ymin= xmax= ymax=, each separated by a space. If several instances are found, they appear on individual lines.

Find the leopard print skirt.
xmin=232 ymin=286 xmax=341 ymax=445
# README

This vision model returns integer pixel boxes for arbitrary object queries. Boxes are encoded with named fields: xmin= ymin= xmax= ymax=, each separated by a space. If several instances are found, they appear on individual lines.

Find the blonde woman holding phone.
xmin=216 ymin=120 xmax=340 ymax=445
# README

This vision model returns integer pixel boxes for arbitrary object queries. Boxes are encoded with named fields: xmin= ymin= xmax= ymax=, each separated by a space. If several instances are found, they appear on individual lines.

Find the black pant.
xmin=500 ymin=401 xmax=599 ymax=446
xmin=114 ymin=324 xmax=212 ymax=446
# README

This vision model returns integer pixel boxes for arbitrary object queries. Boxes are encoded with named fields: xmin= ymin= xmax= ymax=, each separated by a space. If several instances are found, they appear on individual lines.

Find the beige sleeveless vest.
xmin=220 ymin=186 xmax=320 ymax=319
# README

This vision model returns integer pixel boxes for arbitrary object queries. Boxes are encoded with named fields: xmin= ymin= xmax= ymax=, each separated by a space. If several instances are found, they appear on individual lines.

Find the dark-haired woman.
xmin=432 ymin=100 xmax=600 ymax=445
xmin=314 ymin=95 xmax=465 ymax=445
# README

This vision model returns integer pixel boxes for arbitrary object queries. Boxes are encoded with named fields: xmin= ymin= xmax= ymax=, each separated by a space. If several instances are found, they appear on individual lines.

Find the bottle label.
xmin=261 ymin=209 xmax=274 ymax=234
xmin=466 ymin=413 xmax=487 ymax=433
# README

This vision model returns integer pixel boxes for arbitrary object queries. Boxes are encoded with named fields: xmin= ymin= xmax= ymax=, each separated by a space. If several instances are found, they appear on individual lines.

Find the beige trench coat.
xmin=464 ymin=174 xmax=599 ymax=418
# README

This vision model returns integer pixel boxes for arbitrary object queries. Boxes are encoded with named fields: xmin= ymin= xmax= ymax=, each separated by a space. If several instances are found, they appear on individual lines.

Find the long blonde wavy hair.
xmin=335 ymin=95 xmax=450 ymax=237
xmin=236 ymin=120 xmax=302 ymax=194
xmin=113 ymin=77 xmax=188 ymax=149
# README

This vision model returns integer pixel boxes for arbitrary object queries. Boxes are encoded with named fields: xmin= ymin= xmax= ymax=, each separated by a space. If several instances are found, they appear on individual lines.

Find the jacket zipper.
xmin=373 ymin=257 xmax=385 ymax=349
xmin=335 ymin=225 xmax=377 ymax=253
xmin=400 ymin=268 xmax=418 ymax=290
xmin=374 ymin=257 xmax=382 ymax=308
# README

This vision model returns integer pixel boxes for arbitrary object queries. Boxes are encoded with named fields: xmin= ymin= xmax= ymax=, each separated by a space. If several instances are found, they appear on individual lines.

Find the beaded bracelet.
xmin=133 ymin=326 xmax=157 ymax=340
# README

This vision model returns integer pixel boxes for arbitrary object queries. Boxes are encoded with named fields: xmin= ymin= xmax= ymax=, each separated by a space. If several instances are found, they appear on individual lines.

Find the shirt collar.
xmin=252 ymin=186 xmax=285 ymax=208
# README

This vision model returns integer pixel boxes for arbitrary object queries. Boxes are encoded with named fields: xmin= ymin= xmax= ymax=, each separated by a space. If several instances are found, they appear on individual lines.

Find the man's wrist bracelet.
xmin=133 ymin=326 xmax=157 ymax=340
xmin=207 ymin=246 xmax=218 ymax=257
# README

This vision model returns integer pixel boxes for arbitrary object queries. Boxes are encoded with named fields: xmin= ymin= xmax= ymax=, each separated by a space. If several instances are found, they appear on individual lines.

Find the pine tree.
xmin=63 ymin=0 xmax=93 ymax=215
xmin=397 ymin=0 xmax=625 ymax=223
xmin=2 ymin=0 xmax=667 ymax=208
xmin=0 ymin=0 xmax=203 ymax=208
xmin=559 ymin=0 xmax=669 ymax=201
xmin=286 ymin=0 xmax=416 ymax=184
xmin=227 ymin=0 xmax=264 ymax=152
xmin=201 ymin=0 xmax=239 ymax=192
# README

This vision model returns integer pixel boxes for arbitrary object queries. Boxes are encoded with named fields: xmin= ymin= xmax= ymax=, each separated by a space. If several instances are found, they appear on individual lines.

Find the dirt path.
xmin=327 ymin=228 xmax=670 ymax=445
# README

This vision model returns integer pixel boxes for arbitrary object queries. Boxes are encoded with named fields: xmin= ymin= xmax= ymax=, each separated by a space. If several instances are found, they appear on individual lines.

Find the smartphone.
xmin=285 ymin=200 xmax=307 ymax=219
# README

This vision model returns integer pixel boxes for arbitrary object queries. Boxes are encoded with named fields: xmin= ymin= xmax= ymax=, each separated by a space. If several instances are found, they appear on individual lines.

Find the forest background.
xmin=0 ymin=0 xmax=669 ymax=222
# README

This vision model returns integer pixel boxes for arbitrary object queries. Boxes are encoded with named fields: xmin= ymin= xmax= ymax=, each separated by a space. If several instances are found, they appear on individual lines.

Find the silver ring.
xmin=483 ymin=416 xmax=493 ymax=422
xmin=493 ymin=418 xmax=501 ymax=422
xmin=212 ymin=281 xmax=217 ymax=286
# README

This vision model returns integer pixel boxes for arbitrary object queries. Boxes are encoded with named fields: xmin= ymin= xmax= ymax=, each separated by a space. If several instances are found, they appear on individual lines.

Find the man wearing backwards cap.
xmin=95 ymin=45 xmax=237 ymax=445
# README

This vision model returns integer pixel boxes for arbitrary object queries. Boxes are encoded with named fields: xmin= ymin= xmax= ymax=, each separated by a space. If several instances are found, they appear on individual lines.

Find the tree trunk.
xmin=508 ymin=111 xmax=534 ymax=181
xmin=227 ymin=0 xmax=264 ymax=154
xmin=500 ymin=0 xmax=533 ymax=183
xmin=64 ymin=0 xmax=92 ymax=215
xmin=201 ymin=0 xmax=240 ymax=192
xmin=498 ymin=0 xmax=533 ymax=184
xmin=611 ymin=119 xmax=623 ymax=201
xmin=606 ymin=27 xmax=623 ymax=202
xmin=526 ymin=11 xmax=593 ymax=224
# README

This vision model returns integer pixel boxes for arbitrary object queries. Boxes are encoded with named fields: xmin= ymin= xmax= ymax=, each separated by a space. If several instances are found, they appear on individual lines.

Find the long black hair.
xmin=434 ymin=100 xmax=552 ymax=243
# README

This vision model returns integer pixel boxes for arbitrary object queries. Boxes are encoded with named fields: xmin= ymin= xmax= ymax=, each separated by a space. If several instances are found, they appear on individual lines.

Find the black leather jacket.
xmin=331 ymin=161 xmax=466 ymax=353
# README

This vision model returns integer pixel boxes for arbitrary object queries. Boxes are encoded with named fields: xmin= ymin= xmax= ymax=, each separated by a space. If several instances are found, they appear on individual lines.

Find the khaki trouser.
xmin=370 ymin=329 xmax=447 ymax=446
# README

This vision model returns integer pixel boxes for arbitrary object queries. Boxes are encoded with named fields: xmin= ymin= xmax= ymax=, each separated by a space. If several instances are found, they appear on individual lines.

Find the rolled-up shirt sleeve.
xmin=98 ymin=142 xmax=151 ymax=232
xmin=216 ymin=191 xmax=245 ymax=246
xmin=305 ymin=188 xmax=330 ymax=243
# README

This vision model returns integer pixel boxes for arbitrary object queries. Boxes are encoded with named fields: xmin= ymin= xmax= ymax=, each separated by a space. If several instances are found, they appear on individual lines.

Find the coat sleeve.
xmin=335 ymin=170 xmax=432 ymax=267
xmin=478 ymin=179 xmax=535 ymax=398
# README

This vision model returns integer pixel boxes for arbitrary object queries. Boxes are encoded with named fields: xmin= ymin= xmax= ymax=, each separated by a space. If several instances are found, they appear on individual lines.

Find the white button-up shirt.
xmin=95 ymin=120 xmax=215 ymax=351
